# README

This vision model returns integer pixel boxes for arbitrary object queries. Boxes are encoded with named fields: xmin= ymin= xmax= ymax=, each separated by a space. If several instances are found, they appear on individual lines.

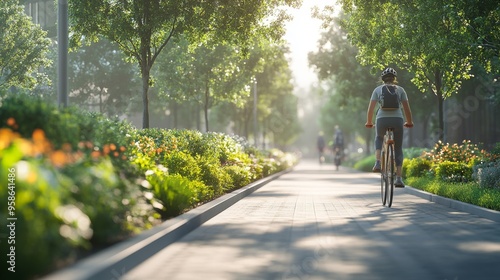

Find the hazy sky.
xmin=284 ymin=1 xmax=331 ymax=90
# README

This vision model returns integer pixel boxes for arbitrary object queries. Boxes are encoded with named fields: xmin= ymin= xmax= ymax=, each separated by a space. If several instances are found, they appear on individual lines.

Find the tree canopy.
xmin=0 ymin=0 xmax=51 ymax=90
xmin=334 ymin=0 xmax=499 ymax=140
xmin=68 ymin=38 xmax=141 ymax=116
xmin=68 ymin=0 xmax=301 ymax=128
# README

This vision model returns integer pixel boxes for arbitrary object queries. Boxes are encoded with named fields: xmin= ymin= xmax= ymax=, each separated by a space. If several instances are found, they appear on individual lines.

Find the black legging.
xmin=375 ymin=117 xmax=404 ymax=166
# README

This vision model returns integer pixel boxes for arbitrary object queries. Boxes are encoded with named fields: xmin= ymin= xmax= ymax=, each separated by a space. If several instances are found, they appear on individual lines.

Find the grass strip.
xmin=405 ymin=177 xmax=500 ymax=212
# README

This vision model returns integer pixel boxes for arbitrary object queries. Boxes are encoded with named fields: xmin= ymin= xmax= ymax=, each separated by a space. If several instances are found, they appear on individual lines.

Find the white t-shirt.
xmin=370 ymin=84 xmax=408 ymax=119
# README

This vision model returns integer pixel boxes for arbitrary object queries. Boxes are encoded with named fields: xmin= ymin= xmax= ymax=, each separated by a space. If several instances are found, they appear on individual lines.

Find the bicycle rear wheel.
xmin=380 ymin=151 xmax=387 ymax=206
xmin=386 ymin=144 xmax=395 ymax=207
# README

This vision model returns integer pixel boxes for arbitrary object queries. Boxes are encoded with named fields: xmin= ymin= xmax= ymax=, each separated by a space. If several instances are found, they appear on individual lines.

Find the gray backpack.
xmin=380 ymin=85 xmax=400 ymax=110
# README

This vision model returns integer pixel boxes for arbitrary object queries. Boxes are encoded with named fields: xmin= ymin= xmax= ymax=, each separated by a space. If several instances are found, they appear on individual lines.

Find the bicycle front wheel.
xmin=380 ymin=151 xmax=387 ymax=206
xmin=386 ymin=144 xmax=395 ymax=207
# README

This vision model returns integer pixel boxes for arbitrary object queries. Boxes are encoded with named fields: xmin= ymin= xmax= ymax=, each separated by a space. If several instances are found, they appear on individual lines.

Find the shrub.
xmin=0 ymin=94 xmax=80 ymax=149
xmin=0 ymin=93 xmax=300 ymax=279
xmin=0 ymin=141 xmax=84 ymax=279
xmin=224 ymin=165 xmax=252 ymax=190
xmin=145 ymin=171 xmax=211 ymax=219
xmin=473 ymin=161 xmax=500 ymax=189
xmin=435 ymin=161 xmax=473 ymax=183
xmin=260 ymin=157 xmax=278 ymax=177
xmin=61 ymin=158 xmax=153 ymax=245
xmin=424 ymin=140 xmax=489 ymax=165
xmin=203 ymin=132 xmax=248 ymax=165
xmin=403 ymin=157 xmax=432 ymax=178
xmin=354 ymin=154 xmax=376 ymax=172
xmin=197 ymin=156 xmax=232 ymax=195
xmin=163 ymin=150 xmax=201 ymax=181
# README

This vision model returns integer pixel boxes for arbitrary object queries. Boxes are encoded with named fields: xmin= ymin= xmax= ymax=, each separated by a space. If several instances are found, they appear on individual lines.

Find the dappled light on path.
xmin=124 ymin=160 xmax=500 ymax=280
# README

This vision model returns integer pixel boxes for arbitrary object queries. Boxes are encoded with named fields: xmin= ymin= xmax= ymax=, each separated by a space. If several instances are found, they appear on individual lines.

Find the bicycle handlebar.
xmin=365 ymin=123 xmax=414 ymax=128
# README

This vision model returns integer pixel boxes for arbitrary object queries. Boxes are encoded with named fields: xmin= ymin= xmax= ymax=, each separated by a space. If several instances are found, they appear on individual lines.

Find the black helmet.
xmin=381 ymin=68 xmax=397 ymax=77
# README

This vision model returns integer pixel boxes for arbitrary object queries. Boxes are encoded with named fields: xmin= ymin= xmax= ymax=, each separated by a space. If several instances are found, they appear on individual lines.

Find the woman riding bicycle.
xmin=365 ymin=67 xmax=414 ymax=188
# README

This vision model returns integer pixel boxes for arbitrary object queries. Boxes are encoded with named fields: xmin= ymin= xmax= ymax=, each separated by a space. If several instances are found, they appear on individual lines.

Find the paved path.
xmin=123 ymin=160 xmax=500 ymax=280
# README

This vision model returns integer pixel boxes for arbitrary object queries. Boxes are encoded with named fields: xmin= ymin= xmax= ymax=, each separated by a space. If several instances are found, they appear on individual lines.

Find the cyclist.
xmin=332 ymin=125 xmax=344 ymax=170
xmin=365 ymin=67 xmax=413 ymax=187
xmin=317 ymin=131 xmax=326 ymax=164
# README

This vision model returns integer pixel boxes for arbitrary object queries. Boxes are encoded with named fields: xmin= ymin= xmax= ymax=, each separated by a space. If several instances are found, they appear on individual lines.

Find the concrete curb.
xmin=42 ymin=168 xmax=292 ymax=280
xmin=404 ymin=186 xmax=500 ymax=223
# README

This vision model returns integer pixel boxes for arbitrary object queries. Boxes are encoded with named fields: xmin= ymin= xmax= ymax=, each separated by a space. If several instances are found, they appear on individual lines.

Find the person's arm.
xmin=402 ymin=100 xmax=414 ymax=127
xmin=365 ymin=100 xmax=377 ymax=128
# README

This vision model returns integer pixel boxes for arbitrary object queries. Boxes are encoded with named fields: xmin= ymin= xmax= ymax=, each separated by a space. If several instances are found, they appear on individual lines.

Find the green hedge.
xmin=0 ymin=93 xmax=298 ymax=279
xmin=402 ymin=157 xmax=432 ymax=178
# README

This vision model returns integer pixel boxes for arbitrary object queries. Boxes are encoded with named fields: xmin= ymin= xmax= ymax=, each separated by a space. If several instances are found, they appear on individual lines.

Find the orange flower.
xmin=6 ymin=118 xmax=16 ymax=127
xmin=32 ymin=129 xmax=52 ymax=155
xmin=0 ymin=128 xmax=18 ymax=150
xmin=103 ymin=144 xmax=110 ymax=155
xmin=91 ymin=151 xmax=101 ymax=159
xmin=120 ymin=146 xmax=126 ymax=152
xmin=32 ymin=129 xmax=46 ymax=142
xmin=50 ymin=151 xmax=68 ymax=167
xmin=109 ymin=143 xmax=117 ymax=151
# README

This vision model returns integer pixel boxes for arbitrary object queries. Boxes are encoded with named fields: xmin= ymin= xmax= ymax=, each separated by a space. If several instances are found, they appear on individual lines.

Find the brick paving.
xmin=122 ymin=160 xmax=500 ymax=280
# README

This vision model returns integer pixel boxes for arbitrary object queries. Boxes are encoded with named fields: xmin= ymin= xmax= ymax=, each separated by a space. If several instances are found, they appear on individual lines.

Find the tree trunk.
xmin=262 ymin=119 xmax=266 ymax=150
xmin=204 ymin=79 xmax=210 ymax=132
xmin=99 ymin=88 xmax=103 ymax=114
xmin=422 ymin=113 xmax=430 ymax=148
xmin=172 ymin=101 xmax=178 ymax=128
xmin=142 ymin=69 xmax=150 ymax=128
xmin=434 ymin=70 xmax=444 ymax=141
xmin=196 ymin=103 xmax=201 ymax=130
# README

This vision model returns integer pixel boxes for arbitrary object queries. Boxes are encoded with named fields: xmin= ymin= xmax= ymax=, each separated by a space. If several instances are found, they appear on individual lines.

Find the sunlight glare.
xmin=284 ymin=1 xmax=338 ymax=90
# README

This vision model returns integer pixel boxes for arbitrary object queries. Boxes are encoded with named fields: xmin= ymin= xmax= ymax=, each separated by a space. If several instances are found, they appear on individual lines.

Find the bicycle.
xmin=333 ymin=146 xmax=342 ymax=171
xmin=366 ymin=122 xmax=413 ymax=207
xmin=380 ymin=127 xmax=395 ymax=207
xmin=318 ymin=148 xmax=325 ymax=165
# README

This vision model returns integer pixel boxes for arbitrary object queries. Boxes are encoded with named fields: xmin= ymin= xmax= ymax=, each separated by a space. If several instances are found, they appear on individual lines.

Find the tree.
xmin=69 ymin=0 xmax=301 ymax=128
xmin=155 ymin=37 xmax=256 ymax=132
xmin=69 ymin=38 xmax=141 ymax=116
xmin=0 ymin=0 xmax=51 ymax=90
xmin=335 ymin=0 xmax=475 ymax=141
xmin=213 ymin=40 xmax=300 ymax=146
xmin=447 ymin=0 xmax=500 ymax=72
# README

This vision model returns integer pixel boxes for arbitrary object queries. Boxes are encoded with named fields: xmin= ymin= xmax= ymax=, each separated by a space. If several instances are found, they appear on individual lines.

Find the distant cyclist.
xmin=317 ymin=131 xmax=326 ymax=164
xmin=332 ymin=125 xmax=344 ymax=170
xmin=365 ymin=67 xmax=414 ymax=187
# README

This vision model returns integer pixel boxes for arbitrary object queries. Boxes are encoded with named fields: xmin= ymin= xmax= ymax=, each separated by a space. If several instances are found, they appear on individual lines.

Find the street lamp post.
xmin=57 ymin=0 xmax=68 ymax=107
xmin=253 ymin=78 xmax=258 ymax=147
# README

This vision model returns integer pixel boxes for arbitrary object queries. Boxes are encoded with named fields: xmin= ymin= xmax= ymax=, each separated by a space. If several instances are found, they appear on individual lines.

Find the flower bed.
xmin=0 ymin=94 xmax=297 ymax=279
